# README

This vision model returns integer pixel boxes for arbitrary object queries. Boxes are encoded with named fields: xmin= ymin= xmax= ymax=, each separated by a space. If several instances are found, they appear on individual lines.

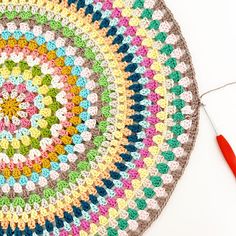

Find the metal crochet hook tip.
xmin=201 ymin=103 xmax=218 ymax=135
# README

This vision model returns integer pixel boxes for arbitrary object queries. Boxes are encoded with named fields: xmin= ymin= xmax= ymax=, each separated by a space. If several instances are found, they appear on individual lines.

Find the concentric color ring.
xmin=0 ymin=0 xmax=199 ymax=236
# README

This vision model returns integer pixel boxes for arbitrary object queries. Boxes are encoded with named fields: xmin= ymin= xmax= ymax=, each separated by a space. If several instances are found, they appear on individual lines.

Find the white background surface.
xmin=145 ymin=1 xmax=236 ymax=236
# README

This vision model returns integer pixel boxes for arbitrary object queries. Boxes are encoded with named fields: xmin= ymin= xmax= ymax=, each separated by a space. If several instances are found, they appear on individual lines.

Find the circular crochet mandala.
xmin=0 ymin=0 xmax=199 ymax=235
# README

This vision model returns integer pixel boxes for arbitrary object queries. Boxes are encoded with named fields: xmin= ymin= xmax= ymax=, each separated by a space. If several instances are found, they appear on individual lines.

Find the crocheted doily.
xmin=0 ymin=0 xmax=199 ymax=235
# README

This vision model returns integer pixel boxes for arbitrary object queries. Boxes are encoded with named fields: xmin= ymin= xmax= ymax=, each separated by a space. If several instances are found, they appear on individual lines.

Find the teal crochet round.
xmin=0 ymin=0 xmax=199 ymax=235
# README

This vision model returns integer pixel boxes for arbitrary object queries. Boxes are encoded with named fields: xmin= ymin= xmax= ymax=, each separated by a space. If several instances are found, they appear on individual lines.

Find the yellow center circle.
xmin=0 ymin=98 xmax=20 ymax=119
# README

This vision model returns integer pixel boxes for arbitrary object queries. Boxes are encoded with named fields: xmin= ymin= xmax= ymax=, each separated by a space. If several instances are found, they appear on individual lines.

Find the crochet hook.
xmin=202 ymin=104 xmax=236 ymax=177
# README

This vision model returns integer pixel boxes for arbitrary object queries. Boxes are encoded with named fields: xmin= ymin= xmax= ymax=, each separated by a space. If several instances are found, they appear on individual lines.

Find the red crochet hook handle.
xmin=216 ymin=135 xmax=236 ymax=177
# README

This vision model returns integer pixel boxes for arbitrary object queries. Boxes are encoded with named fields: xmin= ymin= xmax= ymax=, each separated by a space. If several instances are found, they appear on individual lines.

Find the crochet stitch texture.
xmin=0 ymin=0 xmax=199 ymax=235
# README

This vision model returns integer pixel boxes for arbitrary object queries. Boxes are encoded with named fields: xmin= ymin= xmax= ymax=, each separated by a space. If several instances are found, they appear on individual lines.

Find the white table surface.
xmin=145 ymin=1 xmax=236 ymax=235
